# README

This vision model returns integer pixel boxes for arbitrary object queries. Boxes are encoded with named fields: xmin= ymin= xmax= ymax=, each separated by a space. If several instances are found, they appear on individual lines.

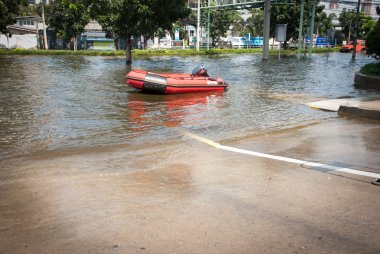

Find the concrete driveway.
xmin=0 ymin=117 xmax=379 ymax=254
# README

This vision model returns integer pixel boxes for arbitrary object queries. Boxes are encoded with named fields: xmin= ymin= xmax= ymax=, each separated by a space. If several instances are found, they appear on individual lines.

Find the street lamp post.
xmin=262 ymin=0 xmax=271 ymax=60
xmin=41 ymin=4 xmax=48 ymax=50
xmin=297 ymin=0 xmax=305 ymax=59
xmin=308 ymin=0 xmax=316 ymax=58
xmin=352 ymin=0 xmax=361 ymax=60
xmin=207 ymin=0 xmax=210 ymax=50
xmin=196 ymin=0 xmax=201 ymax=51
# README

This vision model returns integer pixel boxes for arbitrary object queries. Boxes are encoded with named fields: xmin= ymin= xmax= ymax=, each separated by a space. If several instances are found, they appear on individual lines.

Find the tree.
xmin=229 ymin=11 xmax=247 ymax=37
xmin=0 ymin=0 xmax=27 ymax=35
xmin=245 ymin=9 xmax=264 ymax=37
xmin=315 ymin=12 xmax=336 ymax=36
xmin=48 ymin=0 xmax=90 ymax=51
xmin=338 ymin=10 xmax=373 ymax=41
xmin=339 ymin=9 xmax=355 ymax=41
xmin=270 ymin=4 xmax=300 ymax=43
xmin=90 ymin=0 xmax=190 ymax=65
xmin=18 ymin=3 xmax=37 ymax=16
xmin=360 ymin=16 xmax=376 ymax=38
xmin=366 ymin=7 xmax=380 ymax=59
xmin=269 ymin=0 xmax=326 ymax=47
xmin=203 ymin=8 xmax=240 ymax=44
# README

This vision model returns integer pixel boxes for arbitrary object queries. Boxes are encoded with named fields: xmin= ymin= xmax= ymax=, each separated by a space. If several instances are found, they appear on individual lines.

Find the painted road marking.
xmin=183 ymin=131 xmax=380 ymax=179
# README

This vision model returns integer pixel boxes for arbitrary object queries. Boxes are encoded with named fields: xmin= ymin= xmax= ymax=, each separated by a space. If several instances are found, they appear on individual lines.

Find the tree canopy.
xmin=206 ymin=8 xmax=241 ymax=43
xmin=0 ymin=0 xmax=27 ymax=35
xmin=239 ymin=0 xmax=332 ymax=47
xmin=89 ymin=0 xmax=190 ymax=64
xmin=269 ymin=0 xmax=326 ymax=43
xmin=245 ymin=9 xmax=264 ymax=37
xmin=365 ymin=6 xmax=380 ymax=59
xmin=48 ymin=0 xmax=91 ymax=50
xmin=339 ymin=10 xmax=375 ymax=41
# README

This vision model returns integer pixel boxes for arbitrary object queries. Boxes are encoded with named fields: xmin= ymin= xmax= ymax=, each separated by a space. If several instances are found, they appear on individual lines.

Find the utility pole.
xmin=297 ymin=0 xmax=305 ymax=59
xmin=196 ymin=0 xmax=201 ymax=51
xmin=35 ymin=17 xmax=39 ymax=49
xmin=308 ymin=0 xmax=316 ymax=58
xmin=352 ymin=0 xmax=361 ymax=60
xmin=41 ymin=4 xmax=48 ymax=50
xmin=207 ymin=0 xmax=210 ymax=50
xmin=262 ymin=0 xmax=271 ymax=60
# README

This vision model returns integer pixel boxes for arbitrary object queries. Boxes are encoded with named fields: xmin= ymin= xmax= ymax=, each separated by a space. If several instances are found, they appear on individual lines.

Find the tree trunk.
xmin=114 ymin=39 xmax=119 ymax=50
xmin=126 ymin=36 xmax=132 ymax=65
xmin=74 ymin=36 xmax=77 ymax=51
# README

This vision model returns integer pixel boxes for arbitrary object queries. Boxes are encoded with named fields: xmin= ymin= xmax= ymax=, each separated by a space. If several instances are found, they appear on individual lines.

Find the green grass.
xmin=360 ymin=62 xmax=380 ymax=76
xmin=0 ymin=47 xmax=341 ymax=57
xmin=0 ymin=48 xmax=123 ymax=56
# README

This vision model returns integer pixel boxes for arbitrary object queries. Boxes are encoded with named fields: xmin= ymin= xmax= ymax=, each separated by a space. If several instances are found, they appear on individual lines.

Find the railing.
xmin=189 ymin=0 xmax=292 ymax=10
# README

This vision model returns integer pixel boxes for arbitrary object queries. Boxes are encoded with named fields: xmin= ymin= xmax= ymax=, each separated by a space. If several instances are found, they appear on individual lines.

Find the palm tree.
xmin=315 ymin=12 xmax=337 ymax=36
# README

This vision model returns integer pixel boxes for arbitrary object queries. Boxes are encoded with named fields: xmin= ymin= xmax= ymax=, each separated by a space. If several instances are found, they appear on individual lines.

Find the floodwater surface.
xmin=0 ymin=52 xmax=378 ymax=158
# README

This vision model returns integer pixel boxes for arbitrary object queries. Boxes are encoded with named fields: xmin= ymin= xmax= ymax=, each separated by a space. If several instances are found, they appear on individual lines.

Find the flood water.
xmin=0 ymin=52 xmax=378 ymax=159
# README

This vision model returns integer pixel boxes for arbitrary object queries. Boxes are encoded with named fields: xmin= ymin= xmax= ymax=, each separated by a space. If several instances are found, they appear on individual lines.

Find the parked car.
xmin=340 ymin=40 xmax=366 ymax=52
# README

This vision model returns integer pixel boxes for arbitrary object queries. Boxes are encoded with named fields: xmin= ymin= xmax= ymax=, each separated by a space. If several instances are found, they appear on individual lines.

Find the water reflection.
xmin=126 ymin=92 xmax=225 ymax=132
xmin=0 ymin=53 xmax=379 ymax=158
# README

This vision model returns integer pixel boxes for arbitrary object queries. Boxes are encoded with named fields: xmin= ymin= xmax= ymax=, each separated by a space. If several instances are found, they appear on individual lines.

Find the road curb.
xmin=354 ymin=72 xmax=380 ymax=90
xmin=338 ymin=105 xmax=380 ymax=120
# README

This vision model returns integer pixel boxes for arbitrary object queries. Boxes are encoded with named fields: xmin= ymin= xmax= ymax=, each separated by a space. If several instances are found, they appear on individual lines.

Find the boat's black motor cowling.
xmin=192 ymin=64 xmax=209 ymax=77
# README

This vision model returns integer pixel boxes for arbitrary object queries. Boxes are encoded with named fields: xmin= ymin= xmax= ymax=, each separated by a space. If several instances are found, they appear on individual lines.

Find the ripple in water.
xmin=0 ymin=53 xmax=378 ymax=158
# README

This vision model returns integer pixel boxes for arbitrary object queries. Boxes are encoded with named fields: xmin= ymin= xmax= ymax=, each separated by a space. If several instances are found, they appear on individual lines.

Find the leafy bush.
xmin=360 ymin=63 xmax=380 ymax=76
xmin=0 ymin=47 xmax=340 ymax=57
xmin=366 ymin=22 xmax=380 ymax=59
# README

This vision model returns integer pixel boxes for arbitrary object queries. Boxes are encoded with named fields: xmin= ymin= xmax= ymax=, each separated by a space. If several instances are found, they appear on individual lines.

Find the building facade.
xmin=28 ymin=0 xmax=50 ymax=4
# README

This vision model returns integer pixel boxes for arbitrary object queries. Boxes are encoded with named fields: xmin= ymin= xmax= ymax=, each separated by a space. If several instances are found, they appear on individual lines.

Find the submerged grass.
xmin=0 ymin=47 xmax=340 ymax=57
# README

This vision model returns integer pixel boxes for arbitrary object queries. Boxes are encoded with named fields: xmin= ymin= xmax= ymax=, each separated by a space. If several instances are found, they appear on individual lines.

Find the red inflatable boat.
xmin=125 ymin=65 xmax=228 ymax=94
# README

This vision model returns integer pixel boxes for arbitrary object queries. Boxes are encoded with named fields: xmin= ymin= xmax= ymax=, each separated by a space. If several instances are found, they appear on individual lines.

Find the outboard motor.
xmin=192 ymin=64 xmax=209 ymax=77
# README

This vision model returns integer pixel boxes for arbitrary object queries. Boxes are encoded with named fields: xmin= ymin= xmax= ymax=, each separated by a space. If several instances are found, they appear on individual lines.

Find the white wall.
xmin=0 ymin=34 xmax=38 ymax=49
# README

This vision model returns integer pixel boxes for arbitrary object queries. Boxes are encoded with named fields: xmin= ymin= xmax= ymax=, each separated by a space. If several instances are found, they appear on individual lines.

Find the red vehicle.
xmin=125 ymin=65 xmax=228 ymax=94
xmin=340 ymin=40 xmax=366 ymax=52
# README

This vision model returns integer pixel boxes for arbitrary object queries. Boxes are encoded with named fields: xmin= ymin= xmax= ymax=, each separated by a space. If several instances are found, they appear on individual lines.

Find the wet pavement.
xmin=307 ymin=97 xmax=380 ymax=120
xmin=0 ymin=117 xmax=379 ymax=254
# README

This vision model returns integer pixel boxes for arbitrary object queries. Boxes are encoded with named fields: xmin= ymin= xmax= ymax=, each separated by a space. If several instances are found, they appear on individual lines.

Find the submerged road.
xmin=0 ymin=117 xmax=379 ymax=254
xmin=1 ymin=53 xmax=380 ymax=253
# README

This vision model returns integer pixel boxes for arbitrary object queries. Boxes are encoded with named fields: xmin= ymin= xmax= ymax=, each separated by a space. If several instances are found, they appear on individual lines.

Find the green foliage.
xmin=366 ymin=21 xmax=380 ymax=59
xmin=209 ymin=9 xmax=233 ymax=42
xmin=48 ymin=0 xmax=90 ymax=43
xmin=270 ymin=0 xmax=325 ymax=42
xmin=315 ymin=12 xmax=336 ymax=36
xmin=339 ymin=10 xmax=374 ymax=40
xmin=246 ymin=9 xmax=264 ymax=36
xmin=229 ymin=11 xmax=247 ymax=37
xmin=202 ymin=8 xmax=242 ymax=43
xmin=361 ymin=19 xmax=376 ymax=37
xmin=18 ymin=4 xmax=37 ymax=16
xmin=0 ymin=47 xmax=340 ymax=57
xmin=91 ymin=0 xmax=191 ymax=40
xmin=0 ymin=0 xmax=27 ymax=34
xmin=360 ymin=63 xmax=380 ymax=76
xmin=89 ymin=0 xmax=190 ymax=64
xmin=338 ymin=10 xmax=356 ymax=40
xmin=270 ymin=4 xmax=300 ymax=41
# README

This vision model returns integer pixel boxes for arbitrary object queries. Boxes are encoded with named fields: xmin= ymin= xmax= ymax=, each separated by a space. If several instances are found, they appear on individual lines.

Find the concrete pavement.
xmin=0 ymin=117 xmax=379 ymax=254
xmin=307 ymin=98 xmax=380 ymax=120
